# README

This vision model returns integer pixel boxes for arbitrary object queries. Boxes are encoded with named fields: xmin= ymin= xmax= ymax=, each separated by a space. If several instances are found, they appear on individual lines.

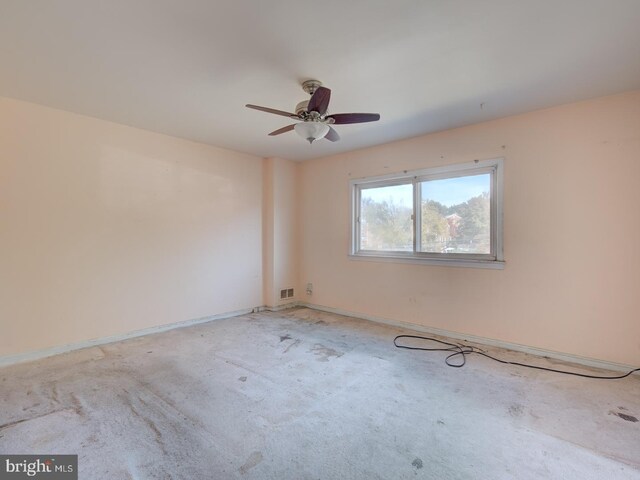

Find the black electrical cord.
xmin=394 ymin=334 xmax=640 ymax=380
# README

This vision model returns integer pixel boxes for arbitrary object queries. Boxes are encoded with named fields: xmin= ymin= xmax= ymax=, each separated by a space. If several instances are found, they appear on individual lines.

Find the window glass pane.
xmin=420 ymin=174 xmax=491 ymax=254
xmin=360 ymin=183 xmax=413 ymax=251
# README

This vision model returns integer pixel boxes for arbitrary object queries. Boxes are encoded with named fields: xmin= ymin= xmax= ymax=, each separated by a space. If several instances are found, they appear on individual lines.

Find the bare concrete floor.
xmin=1 ymin=307 xmax=639 ymax=479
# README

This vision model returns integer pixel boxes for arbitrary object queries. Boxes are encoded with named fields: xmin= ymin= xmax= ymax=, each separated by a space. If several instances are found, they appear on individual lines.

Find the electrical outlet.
xmin=306 ymin=283 xmax=313 ymax=295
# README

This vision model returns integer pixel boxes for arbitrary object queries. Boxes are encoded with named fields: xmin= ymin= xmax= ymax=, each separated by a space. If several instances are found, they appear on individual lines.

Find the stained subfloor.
xmin=1 ymin=307 xmax=639 ymax=479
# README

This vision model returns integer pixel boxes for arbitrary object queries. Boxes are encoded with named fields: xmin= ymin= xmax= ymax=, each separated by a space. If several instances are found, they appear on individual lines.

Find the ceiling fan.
xmin=246 ymin=80 xmax=380 ymax=144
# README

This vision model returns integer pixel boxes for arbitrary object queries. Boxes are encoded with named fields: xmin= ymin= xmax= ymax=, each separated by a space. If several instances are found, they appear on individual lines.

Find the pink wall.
xmin=262 ymin=157 xmax=299 ymax=308
xmin=0 ymin=97 xmax=263 ymax=357
xmin=298 ymin=91 xmax=640 ymax=366
xmin=2 ymin=91 xmax=639 ymax=366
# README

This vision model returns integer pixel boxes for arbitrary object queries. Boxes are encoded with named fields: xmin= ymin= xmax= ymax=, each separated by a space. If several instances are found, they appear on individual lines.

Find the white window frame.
xmin=350 ymin=158 xmax=504 ymax=269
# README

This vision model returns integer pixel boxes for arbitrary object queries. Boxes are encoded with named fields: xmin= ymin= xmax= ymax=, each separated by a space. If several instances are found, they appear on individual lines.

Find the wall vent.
xmin=280 ymin=288 xmax=295 ymax=300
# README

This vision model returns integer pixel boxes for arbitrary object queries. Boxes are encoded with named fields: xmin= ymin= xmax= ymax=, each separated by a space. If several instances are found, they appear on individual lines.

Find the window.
xmin=351 ymin=159 xmax=503 ymax=268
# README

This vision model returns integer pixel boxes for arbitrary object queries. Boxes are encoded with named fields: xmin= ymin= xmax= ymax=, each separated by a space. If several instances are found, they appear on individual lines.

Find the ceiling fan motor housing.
xmin=295 ymin=100 xmax=309 ymax=117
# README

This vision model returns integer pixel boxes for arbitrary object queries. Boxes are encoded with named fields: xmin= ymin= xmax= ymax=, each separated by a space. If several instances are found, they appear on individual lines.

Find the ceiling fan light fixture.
xmin=294 ymin=121 xmax=329 ymax=144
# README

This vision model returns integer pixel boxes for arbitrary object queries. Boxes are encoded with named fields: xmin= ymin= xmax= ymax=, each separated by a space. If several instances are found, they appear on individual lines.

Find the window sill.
xmin=348 ymin=253 xmax=505 ymax=269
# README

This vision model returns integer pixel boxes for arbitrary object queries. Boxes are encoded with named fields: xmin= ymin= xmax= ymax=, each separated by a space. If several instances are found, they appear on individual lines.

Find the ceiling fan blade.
xmin=325 ymin=126 xmax=340 ymax=142
xmin=328 ymin=113 xmax=380 ymax=124
xmin=246 ymin=104 xmax=299 ymax=119
xmin=268 ymin=124 xmax=296 ymax=136
xmin=307 ymin=87 xmax=331 ymax=115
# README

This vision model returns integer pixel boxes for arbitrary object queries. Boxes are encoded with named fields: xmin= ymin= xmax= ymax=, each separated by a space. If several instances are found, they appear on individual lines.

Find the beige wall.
xmin=262 ymin=157 xmax=299 ymax=308
xmin=298 ymin=91 xmax=640 ymax=366
xmin=0 ymin=97 xmax=263 ymax=357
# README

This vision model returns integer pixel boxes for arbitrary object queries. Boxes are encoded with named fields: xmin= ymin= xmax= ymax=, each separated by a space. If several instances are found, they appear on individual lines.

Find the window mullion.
xmin=413 ymin=179 xmax=421 ymax=253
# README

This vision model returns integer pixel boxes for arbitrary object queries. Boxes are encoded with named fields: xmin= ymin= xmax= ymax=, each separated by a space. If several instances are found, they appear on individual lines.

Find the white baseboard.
xmin=299 ymin=302 xmax=638 ymax=374
xmin=2 ymin=301 xmax=636 ymax=375
xmin=263 ymin=302 xmax=300 ymax=312
xmin=0 ymin=307 xmax=255 ymax=368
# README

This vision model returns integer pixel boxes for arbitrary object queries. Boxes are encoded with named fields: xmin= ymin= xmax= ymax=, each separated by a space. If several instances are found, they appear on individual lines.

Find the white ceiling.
xmin=1 ymin=0 xmax=639 ymax=161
